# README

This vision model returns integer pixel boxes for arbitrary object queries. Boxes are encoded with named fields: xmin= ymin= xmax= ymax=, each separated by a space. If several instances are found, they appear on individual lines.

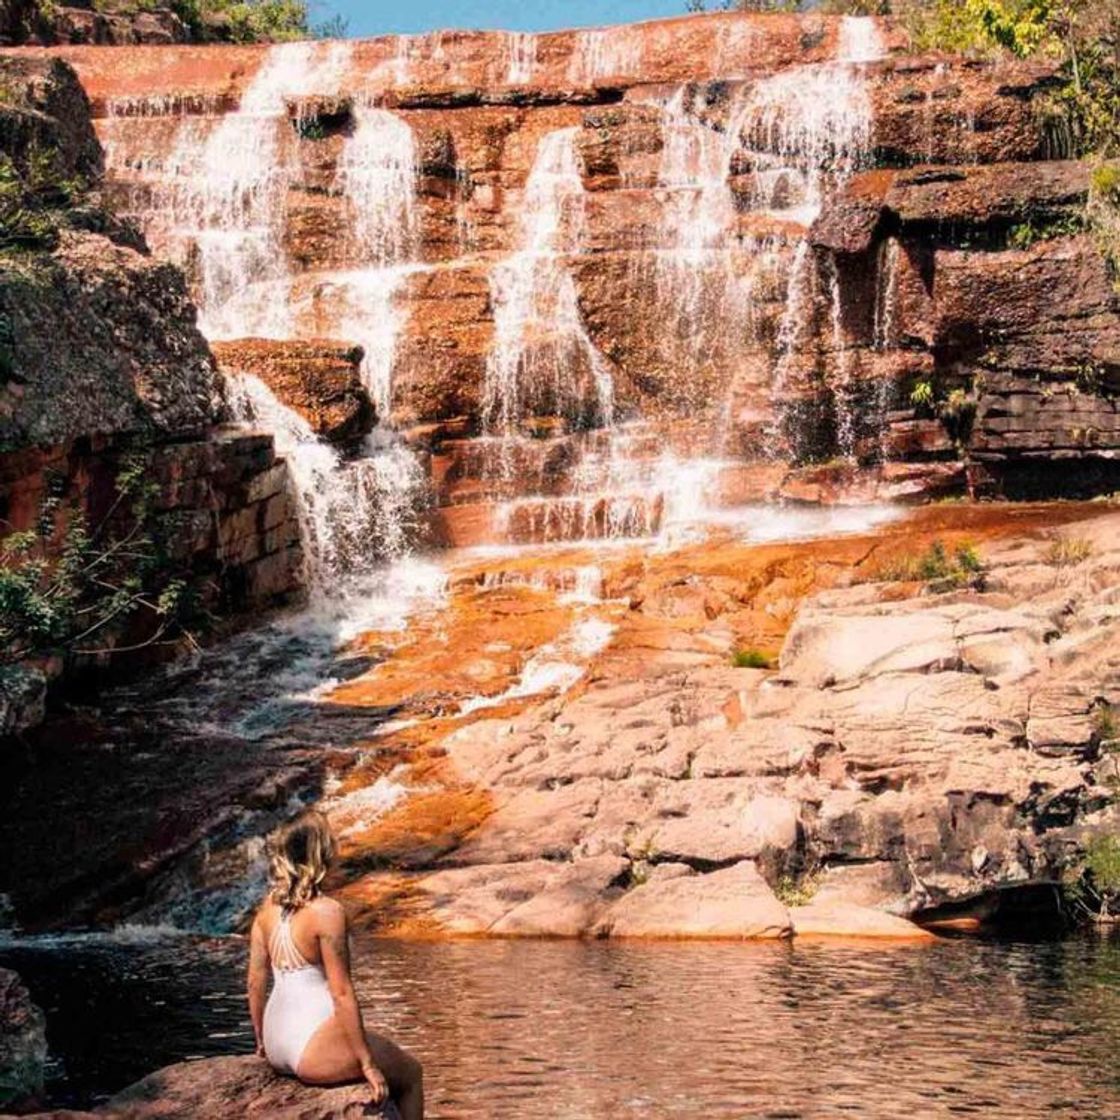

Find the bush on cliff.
xmin=0 ymin=454 xmax=195 ymax=675
xmin=165 ymin=0 xmax=310 ymax=43
xmin=3 ymin=0 xmax=313 ymax=44
xmin=692 ymin=1 xmax=1119 ymax=159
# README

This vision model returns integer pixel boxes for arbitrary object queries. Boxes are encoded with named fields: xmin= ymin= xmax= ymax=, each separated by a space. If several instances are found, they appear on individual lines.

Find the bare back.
xmin=256 ymin=896 xmax=336 ymax=970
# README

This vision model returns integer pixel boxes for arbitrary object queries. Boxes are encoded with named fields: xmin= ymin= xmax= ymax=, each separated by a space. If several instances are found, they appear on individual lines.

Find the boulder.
xmin=211 ymin=339 xmax=375 ymax=444
xmin=0 ymin=968 xmax=47 ymax=1110
xmin=8 ymin=1055 xmax=401 ymax=1119
xmin=789 ymin=901 xmax=936 ymax=939
xmin=0 ymin=231 xmax=219 ymax=450
xmin=595 ymin=861 xmax=793 ymax=939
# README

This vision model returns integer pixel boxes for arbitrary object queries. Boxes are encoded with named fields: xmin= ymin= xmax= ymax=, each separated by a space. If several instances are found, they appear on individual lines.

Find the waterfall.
xmin=330 ymin=102 xmax=420 ymax=416
xmin=504 ymin=32 xmax=538 ymax=84
xmin=316 ymin=97 xmax=427 ymax=572
xmin=337 ymin=106 xmax=419 ymax=272
xmin=873 ymin=237 xmax=901 ymax=352
xmin=837 ymin=15 xmax=887 ymax=64
xmin=483 ymin=128 xmax=614 ymax=441
xmin=168 ymin=41 xmax=351 ymax=339
xmin=566 ymin=26 xmax=644 ymax=85
xmin=825 ymin=253 xmax=857 ymax=460
xmin=106 ymin=40 xmax=430 ymax=584
xmin=226 ymin=374 xmax=424 ymax=575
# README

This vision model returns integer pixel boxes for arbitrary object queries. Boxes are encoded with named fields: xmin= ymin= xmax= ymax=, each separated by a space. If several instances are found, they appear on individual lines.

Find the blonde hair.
xmin=268 ymin=809 xmax=336 ymax=910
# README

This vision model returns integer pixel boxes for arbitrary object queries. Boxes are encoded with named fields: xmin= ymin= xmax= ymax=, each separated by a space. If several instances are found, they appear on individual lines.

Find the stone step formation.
xmin=18 ymin=10 xmax=1111 ymax=582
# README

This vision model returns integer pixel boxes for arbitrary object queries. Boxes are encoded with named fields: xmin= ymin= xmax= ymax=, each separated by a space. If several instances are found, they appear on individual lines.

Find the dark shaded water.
xmin=4 ymin=934 xmax=1120 ymax=1118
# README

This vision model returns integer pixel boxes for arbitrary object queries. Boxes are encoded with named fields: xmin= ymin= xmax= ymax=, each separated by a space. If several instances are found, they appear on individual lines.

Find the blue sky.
xmin=314 ymin=1 xmax=689 ymax=37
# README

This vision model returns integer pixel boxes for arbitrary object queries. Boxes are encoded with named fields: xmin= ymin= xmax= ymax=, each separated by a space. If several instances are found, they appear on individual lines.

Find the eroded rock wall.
xmin=0 ymin=56 xmax=303 ymax=732
xmin=26 ymin=13 xmax=1115 ymax=544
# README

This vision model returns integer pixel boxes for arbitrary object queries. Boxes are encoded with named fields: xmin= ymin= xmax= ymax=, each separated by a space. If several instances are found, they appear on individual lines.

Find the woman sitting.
xmin=247 ymin=809 xmax=424 ymax=1119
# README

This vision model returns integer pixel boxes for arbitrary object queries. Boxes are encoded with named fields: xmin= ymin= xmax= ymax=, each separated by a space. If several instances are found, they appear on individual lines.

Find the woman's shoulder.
xmin=307 ymin=894 xmax=346 ymax=921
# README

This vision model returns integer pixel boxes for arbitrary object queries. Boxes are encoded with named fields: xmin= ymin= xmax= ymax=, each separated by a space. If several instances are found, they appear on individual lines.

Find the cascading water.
xmin=329 ymin=101 xmax=421 ymax=416
xmin=566 ymin=25 xmax=644 ymax=85
xmin=167 ymin=40 xmax=351 ymax=338
xmin=504 ymin=31 xmax=538 ymax=84
xmin=226 ymin=374 xmax=424 ymax=574
xmin=483 ymin=128 xmax=614 ymax=441
xmin=113 ymin=40 xmax=431 ymax=583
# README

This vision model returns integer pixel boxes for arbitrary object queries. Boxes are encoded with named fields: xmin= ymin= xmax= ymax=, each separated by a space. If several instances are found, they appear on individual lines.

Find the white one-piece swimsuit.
xmin=262 ymin=909 xmax=335 ymax=1076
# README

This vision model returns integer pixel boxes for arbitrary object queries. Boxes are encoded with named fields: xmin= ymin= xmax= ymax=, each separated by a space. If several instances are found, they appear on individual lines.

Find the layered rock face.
xmin=330 ymin=507 xmax=1120 ymax=939
xmin=17 ymin=11 xmax=1114 ymax=557
xmin=0 ymin=56 xmax=303 ymax=729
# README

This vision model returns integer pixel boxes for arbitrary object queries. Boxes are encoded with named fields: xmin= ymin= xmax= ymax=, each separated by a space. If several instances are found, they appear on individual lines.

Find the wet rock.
xmin=0 ymin=968 xmax=47 ymax=1110
xmin=332 ymin=509 xmax=1120 ymax=937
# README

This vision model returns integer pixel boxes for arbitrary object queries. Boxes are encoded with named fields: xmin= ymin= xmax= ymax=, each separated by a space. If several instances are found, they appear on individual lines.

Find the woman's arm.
xmin=246 ymin=912 xmax=270 ymax=1057
xmin=317 ymin=900 xmax=387 ymax=1101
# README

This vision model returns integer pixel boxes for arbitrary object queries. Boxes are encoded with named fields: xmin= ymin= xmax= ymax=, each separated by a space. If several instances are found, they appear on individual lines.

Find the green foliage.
xmin=312 ymin=12 xmax=349 ymax=38
xmin=731 ymin=647 xmax=773 ymax=669
xmin=773 ymin=871 xmax=820 ymax=907
xmin=0 ymin=137 xmax=89 ymax=254
xmin=1091 ymin=164 xmax=1120 ymax=203
xmin=1007 ymin=211 xmax=1085 ymax=248
xmin=867 ymin=539 xmax=986 ymax=588
xmin=0 ymin=456 xmax=195 ymax=667
xmin=198 ymin=0 xmax=310 ymax=43
xmin=0 ymin=156 xmax=58 ymax=252
xmin=909 ymin=378 xmax=979 ymax=443
xmin=899 ymin=0 xmax=1056 ymax=56
xmin=910 ymin=379 xmax=935 ymax=411
xmin=1086 ymin=835 xmax=1120 ymax=892
xmin=295 ymin=115 xmax=327 ymax=141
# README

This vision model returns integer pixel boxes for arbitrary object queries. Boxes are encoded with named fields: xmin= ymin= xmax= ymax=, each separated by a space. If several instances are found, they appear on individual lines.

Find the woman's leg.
xmin=295 ymin=1017 xmax=362 ymax=1084
xmin=296 ymin=1019 xmax=424 ymax=1120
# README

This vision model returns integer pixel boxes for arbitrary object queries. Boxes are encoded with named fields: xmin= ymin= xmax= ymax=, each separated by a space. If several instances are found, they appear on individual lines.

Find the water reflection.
xmin=4 ymin=936 xmax=1120 ymax=1117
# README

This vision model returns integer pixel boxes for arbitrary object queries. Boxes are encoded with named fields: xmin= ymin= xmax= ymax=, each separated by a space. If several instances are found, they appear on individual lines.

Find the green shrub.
xmin=0 ymin=455 xmax=195 ymax=667
xmin=1092 ymin=164 xmax=1120 ymax=205
xmin=1069 ymin=834 xmax=1120 ymax=922
xmin=731 ymin=647 xmax=773 ymax=669
xmin=867 ymin=539 xmax=985 ymax=588
xmin=773 ymin=871 xmax=820 ymax=907
xmin=1007 ymin=212 xmax=1085 ymax=249
xmin=910 ymin=380 xmax=935 ymax=412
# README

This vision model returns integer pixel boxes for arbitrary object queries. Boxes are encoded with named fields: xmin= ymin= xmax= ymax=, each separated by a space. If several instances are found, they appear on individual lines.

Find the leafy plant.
xmin=295 ymin=115 xmax=326 ymax=141
xmin=731 ymin=647 xmax=773 ymax=669
xmin=1007 ymin=212 xmax=1085 ymax=248
xmin=1067 ymin=834 xmax=1120 ymax=923
xmin=910 ymin=379 xmax=935 ymax=412
xmin=866 ymin=539 xmax=985 ymax=588
xmin=0 ymin=455 xmax=197 ymax=668
xmin=773 ymin=871 xmax=820 ymax=907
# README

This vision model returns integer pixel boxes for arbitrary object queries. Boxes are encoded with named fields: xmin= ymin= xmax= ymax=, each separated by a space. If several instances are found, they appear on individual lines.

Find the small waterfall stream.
xmin=483 ymin=127 xmax=615 ymax=441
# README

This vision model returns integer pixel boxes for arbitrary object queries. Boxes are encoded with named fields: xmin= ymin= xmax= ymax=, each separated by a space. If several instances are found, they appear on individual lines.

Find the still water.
xmin=4 ymin=934 xmax=1120 ymax=1118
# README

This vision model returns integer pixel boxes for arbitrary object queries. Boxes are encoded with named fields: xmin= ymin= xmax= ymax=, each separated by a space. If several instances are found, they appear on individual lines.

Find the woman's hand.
xmin=361 ymin=1057 xmax=388 ymax=1106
